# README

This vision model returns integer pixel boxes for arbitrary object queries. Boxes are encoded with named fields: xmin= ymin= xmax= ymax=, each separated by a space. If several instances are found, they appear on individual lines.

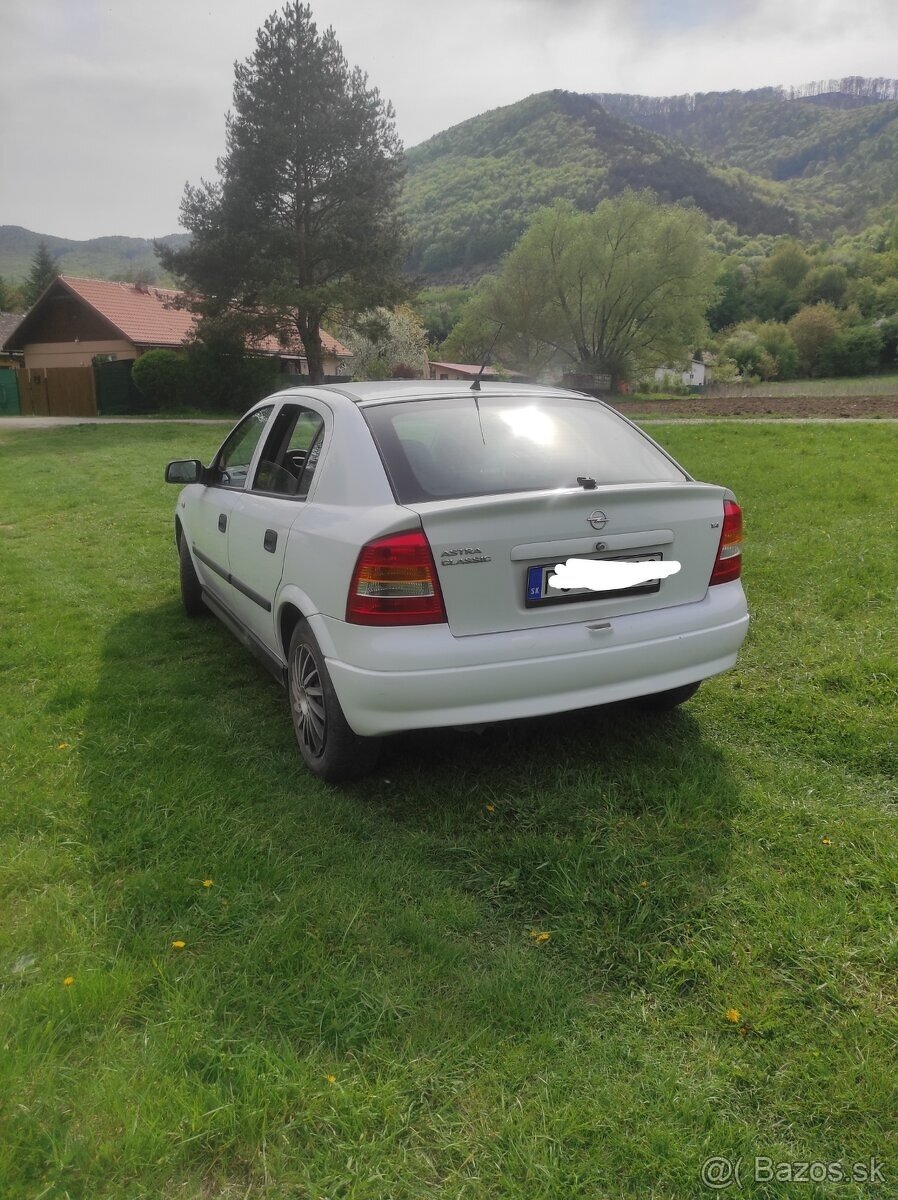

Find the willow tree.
xmin=464 ymin=192 xmax=718 ymax=383
xmin=157 ymin=3 xmax=407 ymax=382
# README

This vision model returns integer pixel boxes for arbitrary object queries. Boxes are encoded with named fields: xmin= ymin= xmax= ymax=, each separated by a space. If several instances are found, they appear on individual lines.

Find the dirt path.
xmin=637 ymin=416 xmax=898 ymax=425
xmin=3 ymin=409 xmax=898 ymax=434
xmin=612 ymin=395 xmax=898 ymax=419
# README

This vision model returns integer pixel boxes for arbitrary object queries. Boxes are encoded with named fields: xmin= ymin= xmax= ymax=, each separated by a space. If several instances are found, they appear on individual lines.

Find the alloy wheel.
xmin=290 ymin=644 xmax=327 ymax=757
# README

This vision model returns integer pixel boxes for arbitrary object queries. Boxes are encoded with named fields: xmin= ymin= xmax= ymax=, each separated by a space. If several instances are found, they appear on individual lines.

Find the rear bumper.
xmin=313 ymin=581 xmax=749 ymax=737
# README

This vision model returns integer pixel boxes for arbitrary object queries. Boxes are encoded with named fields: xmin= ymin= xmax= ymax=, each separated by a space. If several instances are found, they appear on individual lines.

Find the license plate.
xmin=525 ymin=553 xmax=662 ymax=605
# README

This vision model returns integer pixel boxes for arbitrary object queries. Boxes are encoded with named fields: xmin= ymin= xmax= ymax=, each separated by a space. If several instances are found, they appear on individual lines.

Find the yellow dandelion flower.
xmin=171 ymin=940 xmax=186 ymax=950
xmin=821 ymin=837 xmax=832 ymax=845
xmin=326 ymin=1074 xmax=336 ymax=1085
xmin=57 ymin=742 xmax=70 ymax=750
xmin=529 ymin=930 xmax=550 ymax=943
xmin=640 ymin=880 xmax=648 ymax=888
xmin=202 ymin=879 xmax=213 ymax=888
xmin=485 ymin=803 xmax=496 ymax=813
xmin=63 ymin=976 xmax=75 ymax=986
xmin=725 ymin=1008 xmax=741 ymax=1023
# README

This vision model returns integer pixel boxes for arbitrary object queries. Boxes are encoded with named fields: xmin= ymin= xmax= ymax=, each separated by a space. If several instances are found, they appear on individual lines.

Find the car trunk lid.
xmin=402 ymin=482 xmax=727 ymax=636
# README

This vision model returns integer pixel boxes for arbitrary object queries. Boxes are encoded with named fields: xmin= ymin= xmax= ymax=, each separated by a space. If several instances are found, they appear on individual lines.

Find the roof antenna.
xmin=470 ymin=322 xmax=504 ymax=444
xmin=470 ymin=323 xmax=504 ymax=392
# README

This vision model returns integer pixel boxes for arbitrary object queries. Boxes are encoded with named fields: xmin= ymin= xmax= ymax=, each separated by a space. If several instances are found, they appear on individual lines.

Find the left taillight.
xmin=709 ymin=499 xmax=743 ymax=586
xmin=346 ymin=529 xmax=447 ymax=626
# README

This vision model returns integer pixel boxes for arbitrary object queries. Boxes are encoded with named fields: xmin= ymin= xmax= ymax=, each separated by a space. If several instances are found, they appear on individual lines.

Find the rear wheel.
xmin=288 ymin=620 xmax=381 ymax=782
xmin=634 ymin=681 xmax=702 ymax=711
xmin=179 ymin=534 xmax=207 ymax=617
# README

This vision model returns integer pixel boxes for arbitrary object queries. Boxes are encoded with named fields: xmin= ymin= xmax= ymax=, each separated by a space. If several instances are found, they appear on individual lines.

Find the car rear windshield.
xmin=362 ymin=394 xmax=687 ymax=503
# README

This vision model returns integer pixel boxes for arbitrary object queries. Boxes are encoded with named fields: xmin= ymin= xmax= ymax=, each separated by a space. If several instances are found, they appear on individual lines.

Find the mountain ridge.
xmin=401 ymin=89 xmax=797 ymax=276
xmin=592 ymin=83 xmax=898 ymax=233
xmin=0 ymin=226 xmax=188 ymax=286
xmin=4 ymin=77 xmax=897 ymax=288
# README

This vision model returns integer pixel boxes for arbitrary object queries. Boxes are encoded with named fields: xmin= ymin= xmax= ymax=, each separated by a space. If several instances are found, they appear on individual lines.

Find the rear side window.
xmin=362 ymin=395 xmax=686 ymax=503
xmin=253 ymin=405 xmax=326 ymax=498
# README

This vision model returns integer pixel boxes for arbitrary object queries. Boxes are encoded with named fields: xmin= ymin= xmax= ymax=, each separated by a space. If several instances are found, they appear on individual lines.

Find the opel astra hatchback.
xmin=165 ymin=381 xmax=749 ymax=781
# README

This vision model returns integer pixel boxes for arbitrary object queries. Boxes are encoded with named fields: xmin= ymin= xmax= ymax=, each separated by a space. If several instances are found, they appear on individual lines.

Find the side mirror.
xmin=165 ymin=459 xmax=204 ymax=484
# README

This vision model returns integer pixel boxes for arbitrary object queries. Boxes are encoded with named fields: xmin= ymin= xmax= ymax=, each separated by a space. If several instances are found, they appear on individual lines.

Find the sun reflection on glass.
xmin=499 ymin=406 xmax=556 ymax=445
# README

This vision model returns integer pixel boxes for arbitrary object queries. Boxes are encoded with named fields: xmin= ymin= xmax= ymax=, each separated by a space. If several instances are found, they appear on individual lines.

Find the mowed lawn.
xmin=1 ymin=421 xmax=896 ymax=1199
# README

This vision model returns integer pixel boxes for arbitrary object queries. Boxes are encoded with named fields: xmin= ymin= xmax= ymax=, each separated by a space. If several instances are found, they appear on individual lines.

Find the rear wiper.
xmin=577 ymin=476 xmax=597 ymax=490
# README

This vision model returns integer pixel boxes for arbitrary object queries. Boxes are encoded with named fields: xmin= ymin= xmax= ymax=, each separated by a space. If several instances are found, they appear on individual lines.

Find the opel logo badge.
xmin=587 ymin=510 xmax=608 ymax=530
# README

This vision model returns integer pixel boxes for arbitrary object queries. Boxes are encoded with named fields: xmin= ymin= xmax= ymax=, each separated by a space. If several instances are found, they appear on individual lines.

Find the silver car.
xmin=165 ymin=381 xmax=749 ymax=781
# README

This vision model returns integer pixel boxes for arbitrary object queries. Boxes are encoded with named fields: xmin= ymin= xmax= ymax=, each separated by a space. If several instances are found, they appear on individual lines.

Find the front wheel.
xmin=179 ymin=534 xmax=207 ymax=618
xmin=287 ymin=621 xmax=381 ymax=782
xmin=633 ymin=681 xmax=702 ymax=711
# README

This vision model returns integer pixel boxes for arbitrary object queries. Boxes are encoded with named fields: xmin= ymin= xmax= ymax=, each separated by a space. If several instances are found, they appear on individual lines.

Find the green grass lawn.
xmin=1 ymin=422 xmax=896 ymax=1199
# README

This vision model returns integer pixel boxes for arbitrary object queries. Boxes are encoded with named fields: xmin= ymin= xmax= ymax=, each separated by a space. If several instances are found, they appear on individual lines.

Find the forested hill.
xmin=401 ymin=90 xmax=797 ymax=277
xmin=0 ymin=226 xmax=189 ymax=285
xmin=593 ymin=80 xmax=898 ymax=232
xmin=8 ymin=79 xmax=897 ymax=290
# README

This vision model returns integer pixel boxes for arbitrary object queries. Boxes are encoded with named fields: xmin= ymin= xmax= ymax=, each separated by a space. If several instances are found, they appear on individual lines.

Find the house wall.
xmin=654 ymin=361 xmax=706 ymax=387
xmin=282 ymin=353 xmax=347 ymax=376
xmin=23 ymin=340 xmax=137 ymax=369
xmin=685 ymin=361 xmax=706 ymax=386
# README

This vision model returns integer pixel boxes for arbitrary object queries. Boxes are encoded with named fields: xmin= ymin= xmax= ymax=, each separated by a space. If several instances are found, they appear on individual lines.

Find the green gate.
xmin=0 ymin=367 xmax=20 ymax=415
xmin=94 ymin=359 xmax=150 ymax=415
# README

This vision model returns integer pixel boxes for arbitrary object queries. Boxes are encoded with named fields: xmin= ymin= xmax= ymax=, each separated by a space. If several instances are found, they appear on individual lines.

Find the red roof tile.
xmin=61 ymin=277 xmax=196 ymax=347
xmin=57 ymin=277 xmax=350 ymax=357
xmin=254 ymin=328 xmax=351 ymax=358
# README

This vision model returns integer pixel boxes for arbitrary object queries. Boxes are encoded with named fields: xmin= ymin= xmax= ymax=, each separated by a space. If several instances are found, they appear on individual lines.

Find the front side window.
xmin=362 ymin=394 xmax=686 ymax=504
xmin=252 ymin=405 xmax=326 ymax=498
xmin=215 ymin=406 xmax=274 ymax=488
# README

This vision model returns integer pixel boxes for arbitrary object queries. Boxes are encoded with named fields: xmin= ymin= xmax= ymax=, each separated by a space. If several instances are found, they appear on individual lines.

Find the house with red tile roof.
xmin=3 ymin=276 xmax=352 ymax=376
xmin=427 ymin=360 xmax=530 ymax=382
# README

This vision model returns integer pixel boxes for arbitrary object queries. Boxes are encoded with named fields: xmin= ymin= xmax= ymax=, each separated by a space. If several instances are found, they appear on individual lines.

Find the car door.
xmin=225 ymin=402 xmax=329 ymax=651
xmin=187 ymin=406 xmax=275 ymax=607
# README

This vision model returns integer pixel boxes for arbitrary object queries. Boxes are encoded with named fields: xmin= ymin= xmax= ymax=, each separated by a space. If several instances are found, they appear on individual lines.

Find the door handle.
xmin=263 ymin=529 xmax=278 ymax=553
xmin=218 ymin=514 xmax=227 ymax=532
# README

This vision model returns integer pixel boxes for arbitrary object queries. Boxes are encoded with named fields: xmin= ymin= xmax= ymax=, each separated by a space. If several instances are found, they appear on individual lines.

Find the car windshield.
xmin=362 ymin=394 xmax=686 ymax=503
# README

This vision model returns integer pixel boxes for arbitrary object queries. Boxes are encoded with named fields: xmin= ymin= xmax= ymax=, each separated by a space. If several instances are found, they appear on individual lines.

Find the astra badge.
xmin=587 ymin=510 xmax=608 ymax=530
xmin=441 ymin=547 xmax=492 ymax=565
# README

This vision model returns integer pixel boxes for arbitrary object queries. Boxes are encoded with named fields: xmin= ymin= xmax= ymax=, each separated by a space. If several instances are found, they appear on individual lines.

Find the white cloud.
xmin=1 ymin=0 xmax=896 ymax=239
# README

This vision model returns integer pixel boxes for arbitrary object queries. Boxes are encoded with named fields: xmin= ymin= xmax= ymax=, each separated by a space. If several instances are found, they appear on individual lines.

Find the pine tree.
xmin=24 ymin=241 xmax=58 ymax=307
xmin=157 ymin=2 xmax=407 ymax=383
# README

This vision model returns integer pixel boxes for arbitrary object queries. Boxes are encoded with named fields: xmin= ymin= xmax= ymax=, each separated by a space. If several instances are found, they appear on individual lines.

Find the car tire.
xmin=287 ymin=620 xmax=381 ymax=783
xmin=634 ymin=681 xmax=702 ymax=711
xmin=179 ymin=534 xmax=208 ymax=618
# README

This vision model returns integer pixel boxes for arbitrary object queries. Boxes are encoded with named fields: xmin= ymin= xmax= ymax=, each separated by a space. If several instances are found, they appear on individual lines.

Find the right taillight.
xmin=709 ymin=499 xmax=743 ymax=585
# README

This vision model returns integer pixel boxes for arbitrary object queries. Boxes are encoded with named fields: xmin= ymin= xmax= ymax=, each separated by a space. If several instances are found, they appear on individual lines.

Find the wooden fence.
xmin=16 ymin=367 xmax=98 ymax=418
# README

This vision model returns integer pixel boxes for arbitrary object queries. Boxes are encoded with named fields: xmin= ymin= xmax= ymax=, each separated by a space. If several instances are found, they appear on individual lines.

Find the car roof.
xmin=255 ymin=379 xmax=592 ymax=411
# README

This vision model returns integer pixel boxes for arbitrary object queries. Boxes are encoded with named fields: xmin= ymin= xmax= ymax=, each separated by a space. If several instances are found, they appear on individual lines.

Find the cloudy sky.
xmin=2 ymin=0 xmax=896 ymax=241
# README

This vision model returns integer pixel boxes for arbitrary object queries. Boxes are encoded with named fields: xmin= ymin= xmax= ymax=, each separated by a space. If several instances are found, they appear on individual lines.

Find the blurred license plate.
xmin=525 ymin=553 xmax=662 ymax=605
